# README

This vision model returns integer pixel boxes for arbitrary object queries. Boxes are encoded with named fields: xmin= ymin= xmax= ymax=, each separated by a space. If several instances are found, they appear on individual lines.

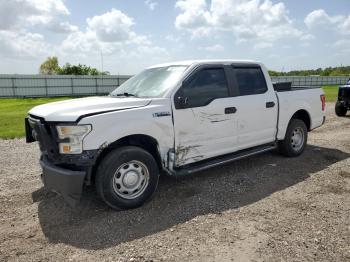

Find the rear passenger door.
xmin=172 ymin=65 xmax=238 ymax=166
xmin=230 ymin=64 xmax=278 ymax=150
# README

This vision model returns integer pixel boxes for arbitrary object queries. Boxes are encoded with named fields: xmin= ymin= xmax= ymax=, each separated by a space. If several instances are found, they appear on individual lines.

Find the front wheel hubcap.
xmin=291 ymin=127 xmax=304 ymax=151
xmin=112 ymin=160 xmax=150 ymax=199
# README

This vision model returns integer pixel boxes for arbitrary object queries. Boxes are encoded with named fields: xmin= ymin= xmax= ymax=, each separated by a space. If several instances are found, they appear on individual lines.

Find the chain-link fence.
xmin=0 ymin=74 xmax=348 ymax=97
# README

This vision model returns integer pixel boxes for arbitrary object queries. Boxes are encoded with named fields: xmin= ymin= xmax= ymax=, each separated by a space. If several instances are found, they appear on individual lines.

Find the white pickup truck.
xmin=26 ymin=60 xmax=326 ymax=210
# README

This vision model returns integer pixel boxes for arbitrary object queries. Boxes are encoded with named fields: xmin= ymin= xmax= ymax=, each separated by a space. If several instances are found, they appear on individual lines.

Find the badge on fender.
xmin=153 ymin=112 xmax=171 ymax=117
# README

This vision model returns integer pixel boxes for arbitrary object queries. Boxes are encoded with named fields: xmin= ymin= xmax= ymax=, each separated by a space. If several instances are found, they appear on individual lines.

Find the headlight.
xmin=56 ymin=125 xmax=91 ymax=154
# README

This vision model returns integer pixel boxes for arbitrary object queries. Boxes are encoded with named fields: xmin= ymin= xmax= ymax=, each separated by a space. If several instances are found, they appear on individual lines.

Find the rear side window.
xmin=233 ymin=67 xmax=267 ymax=96
xmin=182 ymin=68 xmax=229 ymax=108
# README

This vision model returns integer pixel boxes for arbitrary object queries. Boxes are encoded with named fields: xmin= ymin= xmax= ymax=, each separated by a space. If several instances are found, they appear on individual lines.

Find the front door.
xmin=172 ymin=66 xmax=238 ymax=167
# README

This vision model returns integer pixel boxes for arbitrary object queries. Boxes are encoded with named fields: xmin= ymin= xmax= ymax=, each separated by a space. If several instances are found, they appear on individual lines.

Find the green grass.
xmin=0 ymin=97 xmax=69 ymax=139
xmin=322 ymin=85 xmax=338 ymax=102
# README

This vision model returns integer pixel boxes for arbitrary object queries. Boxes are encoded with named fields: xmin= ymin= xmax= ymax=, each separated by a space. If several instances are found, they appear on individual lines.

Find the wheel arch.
xmin=90 ymin=134 xmax=163 ymax=185
xmin=290 ymin=109 xmax=311 ymax=131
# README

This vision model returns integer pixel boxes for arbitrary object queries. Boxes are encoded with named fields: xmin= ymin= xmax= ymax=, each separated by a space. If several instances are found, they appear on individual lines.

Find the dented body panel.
xmin=79 ymin=98 xmax=174 ymax=165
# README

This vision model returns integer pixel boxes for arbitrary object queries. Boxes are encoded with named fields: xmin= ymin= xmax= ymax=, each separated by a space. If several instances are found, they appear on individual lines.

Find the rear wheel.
xmin=96 ymin=146 xmax=159 ymax=210
xmin=278 ymin=119 xmax=308 ymax=157
xmin=335 ymin=101 xmax=347 ymax=117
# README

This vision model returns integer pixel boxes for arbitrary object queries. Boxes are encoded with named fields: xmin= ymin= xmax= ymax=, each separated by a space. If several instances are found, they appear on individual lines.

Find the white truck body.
xmin=27 ymin=60 xmax=326 ymax=208
xmin=30 ymin=60 xmax=325 ymax=166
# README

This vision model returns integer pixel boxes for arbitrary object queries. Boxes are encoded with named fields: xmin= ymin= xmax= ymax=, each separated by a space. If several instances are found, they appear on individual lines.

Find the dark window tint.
xmin=234 ymin=67 xmax=267 ymax=96
xmin=182 ymin=68 xmax=229 ymax=108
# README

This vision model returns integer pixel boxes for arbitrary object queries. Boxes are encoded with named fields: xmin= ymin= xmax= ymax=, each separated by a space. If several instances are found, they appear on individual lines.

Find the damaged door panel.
xmin=172 ymin=65 xmax=238 ymax=166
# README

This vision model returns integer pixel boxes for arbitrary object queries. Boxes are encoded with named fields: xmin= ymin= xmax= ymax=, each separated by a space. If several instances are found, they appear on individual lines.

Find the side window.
xmin=181 ymin=68 xmax=229 ymax=108
xmin=234 ymin=67 xmax=267 ymax=96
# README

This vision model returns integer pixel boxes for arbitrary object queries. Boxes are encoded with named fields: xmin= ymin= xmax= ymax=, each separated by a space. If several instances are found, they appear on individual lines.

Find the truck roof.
xmin=148 ymin=59 xmax=260 ymax=68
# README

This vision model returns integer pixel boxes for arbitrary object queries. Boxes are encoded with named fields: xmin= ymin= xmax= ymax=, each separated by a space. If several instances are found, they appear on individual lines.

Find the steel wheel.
xmin=291 ymin=127 xmax=304 ymax=151
xmin=112 ymin=160 xmax=150 ymax=200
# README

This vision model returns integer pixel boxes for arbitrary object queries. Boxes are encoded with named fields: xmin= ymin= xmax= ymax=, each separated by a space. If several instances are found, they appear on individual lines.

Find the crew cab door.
xmin=229 ymin=64 xmax=278 ymax=150
xmin=172 ymin=65 xmax=238 ymax=167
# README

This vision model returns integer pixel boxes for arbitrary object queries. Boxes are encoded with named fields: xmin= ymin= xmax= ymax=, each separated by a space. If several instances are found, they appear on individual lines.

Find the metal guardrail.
xmin=0 ymin=74 xmax=348 ymax=97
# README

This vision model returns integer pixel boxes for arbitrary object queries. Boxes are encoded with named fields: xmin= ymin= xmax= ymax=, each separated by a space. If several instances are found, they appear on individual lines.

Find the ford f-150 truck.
xmin=25 ymin=60 xmax=326 ymax=210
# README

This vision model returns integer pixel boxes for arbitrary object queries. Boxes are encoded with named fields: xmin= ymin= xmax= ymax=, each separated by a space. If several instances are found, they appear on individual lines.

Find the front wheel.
xmin=278 ymin=119 xmax=308 ymax=157
xmin=96 ymin=146 xmax=159 ymax=210
xmin=335 ymin=101 xmax=347 ymax=117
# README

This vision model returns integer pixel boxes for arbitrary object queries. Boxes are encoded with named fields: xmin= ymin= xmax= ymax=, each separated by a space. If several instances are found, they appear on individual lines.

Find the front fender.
xmin=79 ymin=103 xmax=174 ymax=159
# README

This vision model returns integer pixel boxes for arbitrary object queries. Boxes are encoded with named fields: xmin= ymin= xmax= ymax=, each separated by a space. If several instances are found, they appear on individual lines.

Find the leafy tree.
xmin=39 ymin=56 xmax=60 ymax=75
xmin=58 ymin=63 xmax=109 ymax=75
xmin=39 ymin=57 xmax=110 ymax=75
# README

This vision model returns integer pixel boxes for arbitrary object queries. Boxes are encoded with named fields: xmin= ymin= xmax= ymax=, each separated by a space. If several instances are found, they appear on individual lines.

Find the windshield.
xmin=110 ymin=66 xmax=188 ymax=98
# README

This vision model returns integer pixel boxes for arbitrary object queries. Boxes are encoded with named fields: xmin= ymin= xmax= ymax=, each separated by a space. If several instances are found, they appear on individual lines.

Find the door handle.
xmin=266 ymin=101 xmax=275 ymax=108
xmin=225 ymin=107 xmax=237 ymax=114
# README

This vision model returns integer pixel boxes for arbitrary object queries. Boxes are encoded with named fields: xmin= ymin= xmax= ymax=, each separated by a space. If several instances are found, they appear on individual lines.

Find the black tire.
xmin=278 ymin=119 xmax=308 ymax=157
xmin=96 ymin=146 xmax=159 ymax=210
xmin=335 ymin=101 xmax=347 ymax=117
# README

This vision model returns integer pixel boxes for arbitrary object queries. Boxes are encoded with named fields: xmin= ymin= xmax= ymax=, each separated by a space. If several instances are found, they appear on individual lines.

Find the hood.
xmin=29 ymin=96 xmax=152 ymax=122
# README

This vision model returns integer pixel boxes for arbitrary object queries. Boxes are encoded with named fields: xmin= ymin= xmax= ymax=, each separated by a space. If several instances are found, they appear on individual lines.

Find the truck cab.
xmin=26 ymin=60 xmax=326 ymax=210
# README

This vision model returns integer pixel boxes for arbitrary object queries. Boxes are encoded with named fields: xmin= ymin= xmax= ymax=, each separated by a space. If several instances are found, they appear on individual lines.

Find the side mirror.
xmin=176 ymin=96 xmax=189 ymax=108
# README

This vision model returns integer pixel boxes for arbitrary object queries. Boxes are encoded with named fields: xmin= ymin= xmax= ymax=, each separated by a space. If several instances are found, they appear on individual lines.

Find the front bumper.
xmin=40 ymin=157 xmax=86 ymax=206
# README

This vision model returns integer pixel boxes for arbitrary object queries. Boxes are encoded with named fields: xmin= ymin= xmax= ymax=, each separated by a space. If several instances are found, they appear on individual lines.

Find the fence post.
xmin=95 ymin=77 xmax=98 ymax=95
xmin=71 ymin=77 xmax=74 ymax=95
xmin=44 ymin=76 xmax=48 ymax=96
xmin=11 ymin=77 xmax=16 ymax=97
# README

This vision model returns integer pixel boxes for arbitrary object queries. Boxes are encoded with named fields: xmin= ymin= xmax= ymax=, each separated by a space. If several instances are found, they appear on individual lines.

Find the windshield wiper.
xmin=114 ymin=92 xmax=137 ymax=97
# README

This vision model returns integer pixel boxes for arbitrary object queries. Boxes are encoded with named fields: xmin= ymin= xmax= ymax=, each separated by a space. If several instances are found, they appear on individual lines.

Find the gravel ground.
xmin=0 ymin=102 xmax=349 ymax=262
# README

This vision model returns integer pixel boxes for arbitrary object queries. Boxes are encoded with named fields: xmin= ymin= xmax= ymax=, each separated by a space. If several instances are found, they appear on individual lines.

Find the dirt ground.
xmin=0 ymin=102 xmax=349 ymax=262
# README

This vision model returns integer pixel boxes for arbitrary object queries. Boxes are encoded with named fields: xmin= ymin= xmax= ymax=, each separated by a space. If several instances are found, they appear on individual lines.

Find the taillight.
xmin=320 ymin=94 xmax=326 ymax=111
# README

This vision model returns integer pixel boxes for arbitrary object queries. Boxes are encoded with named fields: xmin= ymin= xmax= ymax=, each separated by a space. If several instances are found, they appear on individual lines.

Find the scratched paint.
xmin=175 ymin=144 xmax=203 ymax=166
xmin=198 ymin=111 xmax=230 ymax=123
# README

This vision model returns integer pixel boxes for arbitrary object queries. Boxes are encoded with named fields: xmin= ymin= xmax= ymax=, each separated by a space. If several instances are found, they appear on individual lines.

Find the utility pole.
xmin=100 ymin=50 xmax=104 ymax=73
xmin=100 ymin=50 xmax=104 ymax=93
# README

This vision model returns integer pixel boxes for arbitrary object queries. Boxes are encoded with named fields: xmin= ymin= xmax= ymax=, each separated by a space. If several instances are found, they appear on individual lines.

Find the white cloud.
xmin=300 ymin=34 xmax=315 ymax=41
xmin=199 ymin=44 xmax=224 ymax=52
xmin=0 ymin=0 xmax=75 ymax=33
xmin=60 ymin=8 xmax=168 ymax=59
xmin=333 ymin=39 xmax=350 ymax=54
xmin=254 ymin=42 xmax=273 ymax=50
xmin=175 ymin=0 xmax=303 ymax=42
xmin=0 ymin=30 xmax=50 ymax=58
xmin=87 ymin=9 xmax=135 ymax=42
xmin=305 ymin=9 xmax=350 ymax=35
xmin=175 ymin=0 xmax=212 ymax=37
xmin=305 ymin=9 xmax=340 ymax=28
xmin=332 ymin=39 xmax=350 ymax=55
xmin=336 ymin=15 xmax=350 ymax=34
xmin=144 ymin=0 xmax=158 ymax=11
xmin=334 ymin=39 xmax=350 ymax=48
xmin=165 ymin=34 xmax=181 ymax=43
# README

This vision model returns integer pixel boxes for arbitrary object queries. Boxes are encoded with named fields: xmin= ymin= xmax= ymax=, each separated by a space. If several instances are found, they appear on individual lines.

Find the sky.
xmin=0 ymin=0 xmax=349 ymax=75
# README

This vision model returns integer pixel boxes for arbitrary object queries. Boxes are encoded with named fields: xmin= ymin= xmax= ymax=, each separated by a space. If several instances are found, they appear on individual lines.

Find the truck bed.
xmin=276 ymin=87 xmax=325 ymax=140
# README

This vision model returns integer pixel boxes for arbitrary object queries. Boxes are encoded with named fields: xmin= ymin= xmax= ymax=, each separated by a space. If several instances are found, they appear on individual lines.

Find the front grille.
xmin=27 ymin=115 xmax=59 ymax=159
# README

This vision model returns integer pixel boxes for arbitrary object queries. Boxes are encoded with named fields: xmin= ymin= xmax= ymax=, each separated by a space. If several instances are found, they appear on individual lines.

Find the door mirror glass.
xmin=177 ymin=96 xmax=188 ymax=108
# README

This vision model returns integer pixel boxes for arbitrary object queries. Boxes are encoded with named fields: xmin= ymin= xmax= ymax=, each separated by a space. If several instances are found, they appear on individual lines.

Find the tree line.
xmin=40 ymin=56 xmax=349 ymax=77
xmin=39 ymin=57 xmax=109 ymax=75
xmin=269 ymin=66 xmax=350 ymax=77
